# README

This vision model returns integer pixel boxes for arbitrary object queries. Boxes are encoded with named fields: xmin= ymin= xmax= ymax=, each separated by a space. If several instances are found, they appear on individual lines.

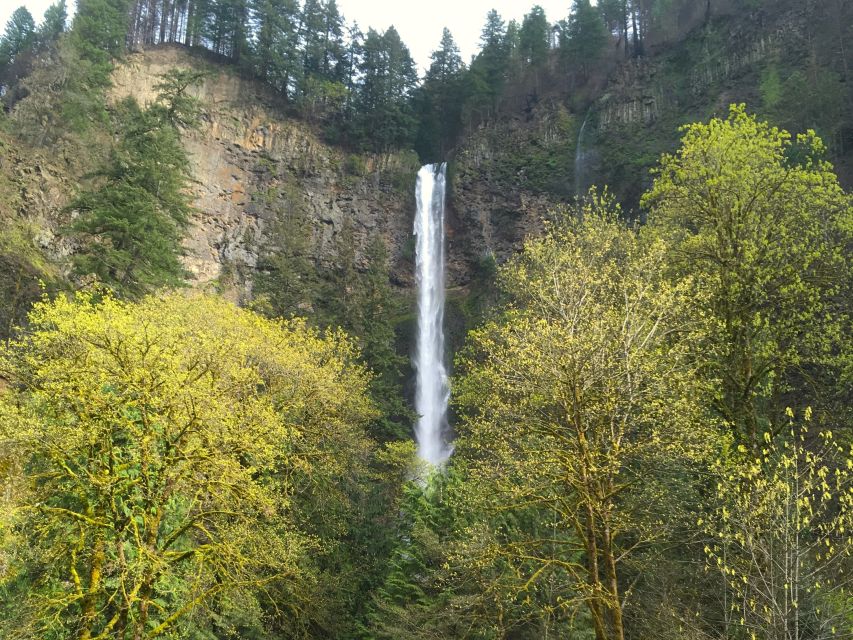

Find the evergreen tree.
xmin=36 ymin=0 xmax=68 ymax=47
xmin=0 ymin=7 xmax=36 ymax=68
xmin=561 ymin=0 xmax=607 ymax=76
xmin=197 ymin=0 xmax=250 ymax=59
xmin=415 ymin=27 xmax=464 ymax=161
xmin=428 ymin=27 xmax=463 ymax=83
xmin=0 ymin=7 xmax=36 ymax=94
xmin=519 ymin=5 xmax=550 ymax=67
xmin=301 ymin=0 xmax=346 ymax=83
xmin=339 ymin=20 xmax=363 ymax=122
xmin=321 ymin=0 xmax=346 ymax=82
xmin=465 ymin=9 xmax=509 ymax=122
xmin=71 ymin=0 xmax=131 ymax=68
xmin=505 ymin=18 xmax=523 ymax=78
xmin=353 ymin=26 xmax=417 ymax=152
xmin=358 ymin=237 xmax=412 ymax=441
xmin=301 ymin=0 xmax=326 ymax=80
xmin=70 ymin=71 xmax=203 ymax=297
xmin=299 ymin=0 xmax=348 ymax=127
xmin=598 ymin=0 xmax=628 ymax=41
xmin=250 ymin=0 xmax=301 ymax=94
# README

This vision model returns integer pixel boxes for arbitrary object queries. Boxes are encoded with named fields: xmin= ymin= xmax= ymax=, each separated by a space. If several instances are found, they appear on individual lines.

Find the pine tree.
xmin=467 ymin=9 xmax=508 ymax=119
xmin=299 ymin=0 xmax=348 ymax=126
xmin=71 ymin=0 xmax=130 ymax=67
xmin=300 ymin=0 xmax=345 ymax=83
xmin=70 ymin=72 xmax=203 ymax=297
xmin=598 ymin=0 xmax=628 ymax=51
xmin=36 ymin=0 xmax=68 ymax=47
xmin=519 ymin=5 xmax=550 ymax=67
xmin=0 ymin=7 xmax=36 ymax=67
xmin=353 ymin=26 xmax=417 ymax=151
xmin=250 ymin=0 xmax=301 ymax=94
xmin=561 ymin=0 xmax=607 ymax=76
xmin=0 ymin=7 xmax=36 ymax=94
xmin=358 ymin=237 xmax=411 ymax=440
xmin=415 ymin=27 xmax=464 ymax=160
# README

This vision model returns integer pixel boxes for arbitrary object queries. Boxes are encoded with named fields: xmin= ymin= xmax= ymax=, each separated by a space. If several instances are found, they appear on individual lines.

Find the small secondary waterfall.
xmin=413 ymin=163 xmax=452 ymax=466
xmin=575 ymin=108 xmax=591 ymax=198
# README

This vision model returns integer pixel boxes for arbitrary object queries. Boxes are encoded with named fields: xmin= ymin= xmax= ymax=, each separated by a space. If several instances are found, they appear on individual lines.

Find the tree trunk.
xmin=159 ymin=0 xmax=171 ymax=43
xmin=602 ymin=520 xmax=626 ymax=640
xmin=184 ymin=0 xmax=194 ymax=47
xmin=77 ymin=532 xmax=106 ymax=640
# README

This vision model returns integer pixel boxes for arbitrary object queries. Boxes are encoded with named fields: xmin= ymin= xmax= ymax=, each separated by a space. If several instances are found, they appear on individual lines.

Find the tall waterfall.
xmin=413 ymin=163 xmax=452 ymax=466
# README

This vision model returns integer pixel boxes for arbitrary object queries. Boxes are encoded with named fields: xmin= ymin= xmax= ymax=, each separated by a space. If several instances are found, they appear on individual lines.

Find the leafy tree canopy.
xmin=0 ymin=291 xmax=375 ymax=639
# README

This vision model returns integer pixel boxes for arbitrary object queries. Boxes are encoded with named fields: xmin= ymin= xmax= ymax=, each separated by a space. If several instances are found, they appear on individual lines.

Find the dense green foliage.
xmin=0 ymin=1 xmax=65 ymax=102
xmin=69 ymin=69 xmax=204 ymax=297
xmin=643 ymin=105 xmax=851 ymax=448
xmin=0 ymin=292 xmax=377 ymax=638
xmin=0 ymin=0 xmax=851 ymax=637
xmin=0 ymin=0 xmax=610 ymax=155
xmin=363 ymin=110 xmax=852 ymax=640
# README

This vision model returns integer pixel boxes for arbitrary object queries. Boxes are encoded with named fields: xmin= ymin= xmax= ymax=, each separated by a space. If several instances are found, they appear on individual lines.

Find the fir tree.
xmin=0 ymin=7 xmax=36 ymax=68
xmin=70 ymin=72 xmax=203 ymax=297
xmin=415 ymin=27 xmax=464 ymax=160
xmin=36 ymin=0 xmax=68 ymax=47
xmin=561 ymin=0 xmax=607 ymax=76
xmin=519 ymin=5 xmax=550 ymax=67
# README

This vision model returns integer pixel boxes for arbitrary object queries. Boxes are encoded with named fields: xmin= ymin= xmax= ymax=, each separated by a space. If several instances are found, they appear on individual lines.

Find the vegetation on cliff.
xmin=0 ymin=1 xmax=851 ymax=639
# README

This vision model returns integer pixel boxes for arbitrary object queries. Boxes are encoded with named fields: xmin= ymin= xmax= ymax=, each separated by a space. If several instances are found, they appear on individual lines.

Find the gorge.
xmin=0 ymin=0 xmax=851 ymax=638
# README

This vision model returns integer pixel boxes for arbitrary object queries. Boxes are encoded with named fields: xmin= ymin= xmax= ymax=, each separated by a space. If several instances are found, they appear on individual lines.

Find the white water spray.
xmin=413 ymin=163 xmax=452 ymax=466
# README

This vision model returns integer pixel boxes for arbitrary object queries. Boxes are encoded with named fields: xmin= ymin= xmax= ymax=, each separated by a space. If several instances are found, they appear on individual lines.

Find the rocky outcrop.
xmin=0 ymin=134 xmax=75 ymax=260
xmin=597 ymin=60 xmax=663 ymax=129
xmin=449 ymin=104 xmax=574 ymax=277
xmin=110 ymin=46 xmax=419 ymax=298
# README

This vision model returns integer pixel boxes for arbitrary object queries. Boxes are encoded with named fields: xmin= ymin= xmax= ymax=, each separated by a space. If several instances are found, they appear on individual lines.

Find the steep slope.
xmin=448 ymin=0 xmax=852 ymax=233
xmin=109 ymin=46 xmax=420 ymax=299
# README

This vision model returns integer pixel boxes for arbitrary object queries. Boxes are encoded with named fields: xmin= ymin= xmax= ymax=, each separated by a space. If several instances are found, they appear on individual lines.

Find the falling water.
xmin=413 ymin=163 xmax=452 ymax=466
xmin=575 ymin=108 xmax=591 ymax=198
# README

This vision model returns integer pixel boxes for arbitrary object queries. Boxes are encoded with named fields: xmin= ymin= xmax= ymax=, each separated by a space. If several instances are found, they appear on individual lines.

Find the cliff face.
xmin=448 ymin=104 xmax=573 ymax=277
xmin=107 ymin=46 xmax=564 ymax=298
xmin=3 ymin=0 xmax=848 ymax=311
xmin=110 ymin=46 xmax=421 ymax=299
xmin=3 ymin=45 xmax=548 ymax=306
xmin=450 ymin=0 xmax=851 ymax=222
xmin=0 ymin=134 xmax=74 ymax=257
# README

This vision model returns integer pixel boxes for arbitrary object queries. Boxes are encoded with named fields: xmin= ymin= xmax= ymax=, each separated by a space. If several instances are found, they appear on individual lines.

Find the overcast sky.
xmin=0 ymin=0 xmax=575 ymax=73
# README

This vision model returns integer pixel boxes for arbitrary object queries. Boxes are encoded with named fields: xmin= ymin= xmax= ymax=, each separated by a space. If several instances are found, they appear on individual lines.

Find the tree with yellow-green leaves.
xmin=642 ymin=104 xmax=852 ymax=449
xmin=454 ymin=191 xmax=715 ymax=640
xmin=0 ymin=291 xmax=375 ymax=639
xmin=702 ymin=408 xmax=853 ymax=639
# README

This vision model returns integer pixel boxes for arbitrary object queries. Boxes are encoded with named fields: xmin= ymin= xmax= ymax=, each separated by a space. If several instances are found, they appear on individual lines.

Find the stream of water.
xmin=413 ymin=163 xmax=452 ymax=466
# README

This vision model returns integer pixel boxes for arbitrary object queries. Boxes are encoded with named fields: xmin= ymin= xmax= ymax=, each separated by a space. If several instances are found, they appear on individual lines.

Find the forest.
xmin=0 ymin=0 xmax=852 ymax=639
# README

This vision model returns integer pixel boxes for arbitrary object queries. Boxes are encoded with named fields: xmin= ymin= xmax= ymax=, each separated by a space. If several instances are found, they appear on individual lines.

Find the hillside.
xmin=0 ymin=1 xmax=851 ymax=638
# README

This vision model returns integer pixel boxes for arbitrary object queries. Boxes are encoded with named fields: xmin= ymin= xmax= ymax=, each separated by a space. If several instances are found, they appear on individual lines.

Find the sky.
xmin=0 ymin=0 xmax=574 ymax=73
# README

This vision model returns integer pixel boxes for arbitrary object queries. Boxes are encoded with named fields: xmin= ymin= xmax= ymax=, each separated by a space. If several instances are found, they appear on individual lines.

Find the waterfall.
xmin=413 ymin=163 xmax=452 ymax=466
xmin=575 ymin=108 xmax=591 ymax=198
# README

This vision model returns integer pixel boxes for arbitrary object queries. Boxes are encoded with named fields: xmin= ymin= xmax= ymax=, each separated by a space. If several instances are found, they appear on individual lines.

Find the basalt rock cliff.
xmin=1 ymin=0 xmax=850 ymax=311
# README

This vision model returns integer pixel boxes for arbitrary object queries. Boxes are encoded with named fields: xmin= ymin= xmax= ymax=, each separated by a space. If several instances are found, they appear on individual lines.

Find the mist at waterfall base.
xmin=413 ymin=163 xmax=453 ymax=466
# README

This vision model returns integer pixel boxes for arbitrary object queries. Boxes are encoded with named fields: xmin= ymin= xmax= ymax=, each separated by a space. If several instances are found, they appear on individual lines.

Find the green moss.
xmin=0 ymin=220 xmax=62 ymax=341
xmin=457 ymin=104 xmax=578 ymax=197
xmin=344 ymin=153 xmax=368 ymax=176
